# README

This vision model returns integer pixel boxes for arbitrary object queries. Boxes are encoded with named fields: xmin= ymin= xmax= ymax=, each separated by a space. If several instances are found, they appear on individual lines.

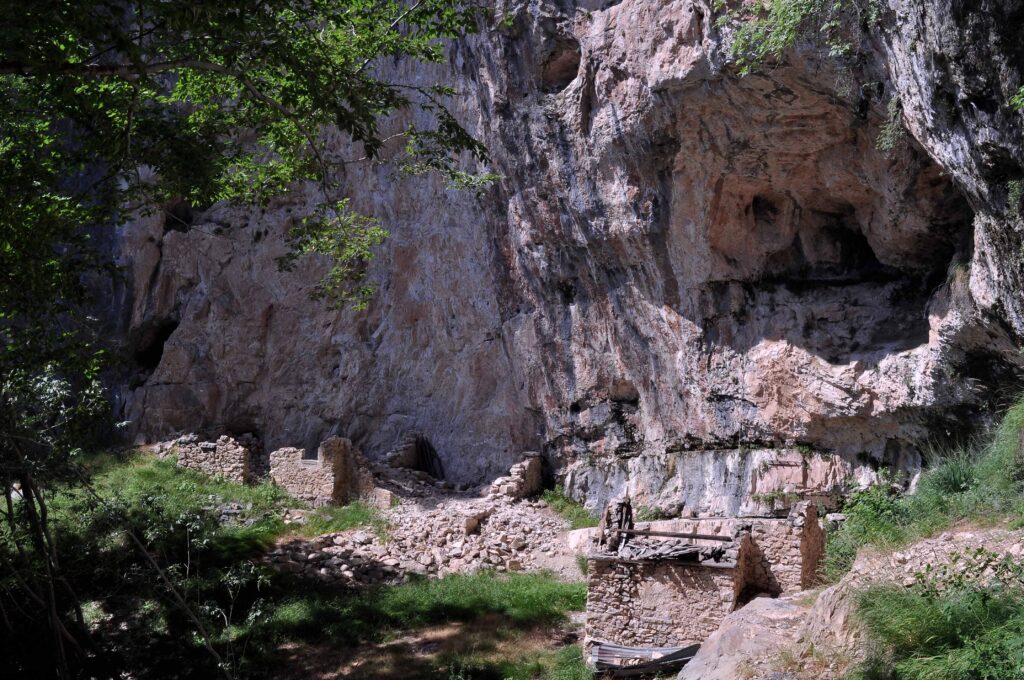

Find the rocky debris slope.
xmin=115 ymin=0 xmax=1024 ymax=512
xmin=265 ymin=468 xmax=580 ymax=586
xmin=679 ymin=527 xmax=1024 ymax=679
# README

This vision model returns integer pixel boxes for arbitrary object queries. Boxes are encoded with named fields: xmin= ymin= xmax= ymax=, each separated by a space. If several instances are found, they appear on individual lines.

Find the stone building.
xmin=584 ymin=502 xmax=824 ymax=648
xmin=269 ymin=436 xmax=377 ymax=507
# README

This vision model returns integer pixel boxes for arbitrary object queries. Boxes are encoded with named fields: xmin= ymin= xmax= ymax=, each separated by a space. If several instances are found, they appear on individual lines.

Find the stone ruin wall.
xmin=487 ymin=453 xmax=543 ymax=500
xmin=586 ymin=559 xmax=736 ymax=647
xmin=174 ymin=434 xmax=251 ymax=484
xmin=172 ymin=432 xmax=395 ymax=509
xmin=584 ymin=504 xmax=825 ymax=648
xmin=269 ymin=436 xmax=377 ymax=507
xmin=638 ymin=502 xmax=824 ymax=592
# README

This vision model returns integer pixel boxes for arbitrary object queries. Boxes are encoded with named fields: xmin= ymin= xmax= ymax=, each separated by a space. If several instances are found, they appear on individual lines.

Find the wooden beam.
xmin=613 ymin=528 xmax=732 ymax=542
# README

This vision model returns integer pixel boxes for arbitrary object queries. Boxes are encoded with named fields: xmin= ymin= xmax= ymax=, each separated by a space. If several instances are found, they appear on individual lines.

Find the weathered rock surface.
xmin=114 ymin=1 xmax=1024 ymax=511
xmin=681 ymin=527 xmax=1024 ymax=679
xmin=678 ymin=595 xmax=809 ymax=680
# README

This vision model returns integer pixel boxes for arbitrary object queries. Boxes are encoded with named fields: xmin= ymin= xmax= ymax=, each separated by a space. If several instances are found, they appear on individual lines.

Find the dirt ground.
xmin=272 ymin=612 xmax=584 ymax=680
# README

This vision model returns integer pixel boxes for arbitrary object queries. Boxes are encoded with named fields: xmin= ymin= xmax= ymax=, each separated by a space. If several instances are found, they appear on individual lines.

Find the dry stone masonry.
xmin=269 ymin=436 xmax=377 ymax=507
xmin=487 ymin=452 xmax=543 ymax=499
xmin=584 ymin=503 xmax=824 ymax=649
xmin=173 ymin=434 xmax=251 ymax=484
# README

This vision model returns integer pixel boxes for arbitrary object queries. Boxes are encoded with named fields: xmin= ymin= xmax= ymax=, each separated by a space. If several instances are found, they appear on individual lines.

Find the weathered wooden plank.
xmin=614 ymin=528 xmax=732 ymax=541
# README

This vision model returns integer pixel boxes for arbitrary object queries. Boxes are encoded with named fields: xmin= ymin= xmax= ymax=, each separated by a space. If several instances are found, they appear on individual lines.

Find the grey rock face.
xmin=114 ymin=0 xmax=1024 ymax=511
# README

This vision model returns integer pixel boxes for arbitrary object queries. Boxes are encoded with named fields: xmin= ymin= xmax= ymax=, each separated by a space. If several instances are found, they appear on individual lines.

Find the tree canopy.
xmin=0 ymin=2 xmax=489 ymax=676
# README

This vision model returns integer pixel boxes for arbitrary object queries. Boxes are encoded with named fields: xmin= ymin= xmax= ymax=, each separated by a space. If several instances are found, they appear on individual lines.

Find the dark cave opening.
xmin=540 ymin=37 xmax=581 ymax=93
xmin=412 ymin=435 xmax=446 ymax=480
xmin=133 ymin=318 xmax=179 ymax=372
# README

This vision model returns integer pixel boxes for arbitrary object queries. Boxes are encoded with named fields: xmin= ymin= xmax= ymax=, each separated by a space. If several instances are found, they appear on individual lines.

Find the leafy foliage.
xmin=876 ymin=95 xmax=906 ymax=153
xmin=2 ymin=452 xmax=388 ymax=677
xmin=1012 ymin=86 xmax=1024 ymax=111
xmin=723 ymin=0 xmax=880 ymax=75
xmin=0 ymin=3 xmax=489 ymax=674
xmin=277 ymin=199 xmax=389 ymax=310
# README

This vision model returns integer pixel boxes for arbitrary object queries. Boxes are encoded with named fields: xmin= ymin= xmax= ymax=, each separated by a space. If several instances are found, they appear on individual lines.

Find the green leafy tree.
xmin=0 ymin=2 xmax=490 ymax=677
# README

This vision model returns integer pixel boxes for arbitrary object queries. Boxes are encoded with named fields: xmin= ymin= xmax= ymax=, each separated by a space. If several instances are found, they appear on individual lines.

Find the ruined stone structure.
xmin=585 ymin=503 xmax=824 ymax=648
xmin=269 ymin=436 xmax=376 ymax=507
xmin=174 ymin=434 xmax=251 ymax=484
xmin=487 ymin=453 xmax=543 ymax=499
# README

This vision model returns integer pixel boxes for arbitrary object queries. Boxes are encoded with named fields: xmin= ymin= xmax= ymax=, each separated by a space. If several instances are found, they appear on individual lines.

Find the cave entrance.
xmin=133 ymin=318 xmax=179 ymax=372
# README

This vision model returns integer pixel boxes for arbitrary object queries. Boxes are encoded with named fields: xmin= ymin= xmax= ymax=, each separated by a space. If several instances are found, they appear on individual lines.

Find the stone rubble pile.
xmin=264 ymin=492 xmax=572 ymax=586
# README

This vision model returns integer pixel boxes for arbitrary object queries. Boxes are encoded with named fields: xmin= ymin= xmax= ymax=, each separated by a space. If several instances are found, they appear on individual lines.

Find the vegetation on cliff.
xmin=820 ymin=398 xmax=1024 ymax=677
xmin=823 ymin=398 xmax=1024 ymax=582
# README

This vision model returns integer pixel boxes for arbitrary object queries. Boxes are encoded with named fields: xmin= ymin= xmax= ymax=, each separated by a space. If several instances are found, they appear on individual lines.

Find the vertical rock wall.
xmin=115 ymin=0 xmax=1024 ymax=511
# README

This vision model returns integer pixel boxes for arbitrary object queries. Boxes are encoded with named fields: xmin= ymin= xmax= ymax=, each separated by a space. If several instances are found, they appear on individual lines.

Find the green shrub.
xmin=542 ymin=486 xmax=600 ymax=530
xmin=823 ymin=484 xmax=910 ymax=581
xmin=823 ymin=395 xmax=1024 ymax=582
xmin=876 ymin=96 xmax=905 ymax=153
xmin=725 ymin=0 xmax=881 ymax=75
xmin=634 ymin=505 xmax=668 ymax=522
xmin=922 ymin=449 xmax=977 ymax=495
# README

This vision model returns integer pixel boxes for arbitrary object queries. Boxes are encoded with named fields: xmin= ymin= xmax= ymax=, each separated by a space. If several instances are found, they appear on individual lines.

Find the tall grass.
xmin=822 ymin=397 xmax=1024 ymax=581
xmin=853 ymin=582 xmax=1024 ymax=679
xmin=828 ymin=397 xmax=1024 ymax=678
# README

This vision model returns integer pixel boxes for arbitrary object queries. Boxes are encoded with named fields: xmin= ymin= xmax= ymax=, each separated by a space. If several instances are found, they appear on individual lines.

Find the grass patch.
xmin=453 ymin=643 xmax=592 ymax=680
xmin=292 ymin=501 xmax=390 ymax=539
xmin=542 ymin=486 xmax=599 ymax=530
xmin=257 ymin=571 xmax=586 ymax=646
xmin=852 ymin=582 xmax=1024 ymax=679
xmin=828 ymin=396 xmax=1024 ymax=677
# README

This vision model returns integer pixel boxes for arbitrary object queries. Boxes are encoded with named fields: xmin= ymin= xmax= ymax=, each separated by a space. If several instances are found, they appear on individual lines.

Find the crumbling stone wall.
xmin=633 ymin=504 xmax=824 ymax=592
xmin=586 ymin=559 xmax=736 ymax=647
xmin=269 ymin=436 xmax=376 ymax=507
xmin=583 ymin=504 xmax=825 ymax=649
xmin=174 ymin=434 xmax=251 ymax=484
xmin=573 ymin=507 xmax=825 ymax=592
xmin=488 ymin=453 xmax=543 ymax=499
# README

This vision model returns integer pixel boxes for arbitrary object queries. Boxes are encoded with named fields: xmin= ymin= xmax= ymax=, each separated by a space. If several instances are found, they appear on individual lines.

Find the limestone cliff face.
xmin=114 ymin=0 xmax=1024 ymax=513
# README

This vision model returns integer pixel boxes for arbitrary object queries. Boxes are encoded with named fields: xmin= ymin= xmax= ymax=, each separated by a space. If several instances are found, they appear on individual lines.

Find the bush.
xmin=823 ymin=484 xmax=910 ymax=581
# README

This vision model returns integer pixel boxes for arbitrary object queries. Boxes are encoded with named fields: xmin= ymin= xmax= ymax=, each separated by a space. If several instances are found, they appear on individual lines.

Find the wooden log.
xmin=613 ymin=528 xmax=731 ymax=542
